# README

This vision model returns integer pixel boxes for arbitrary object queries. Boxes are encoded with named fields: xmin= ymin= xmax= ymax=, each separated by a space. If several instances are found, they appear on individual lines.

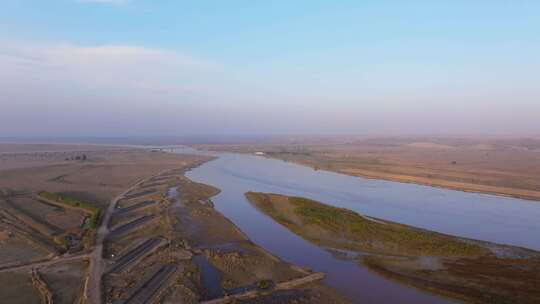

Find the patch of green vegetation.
xmin=256 ymin=280 xmax=273 ymax=290
xmin=83 ymin=230 xmax=95 ymax=249
xmin=38 ymin=191 xmax=101 ymax=229
xmin=246 ymin=192 xmax=491 ymax=258
xmin=291 ymin=197 xmax=370 ymax=233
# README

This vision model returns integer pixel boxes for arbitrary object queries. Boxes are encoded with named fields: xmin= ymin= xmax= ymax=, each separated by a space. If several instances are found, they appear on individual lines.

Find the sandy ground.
xmin=198 ymin=137 xmax=540 ymax=201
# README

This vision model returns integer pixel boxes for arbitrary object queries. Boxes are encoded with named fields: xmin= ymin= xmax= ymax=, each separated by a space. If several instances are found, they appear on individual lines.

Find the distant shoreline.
xmin=268 ymin=155 xmax=540 ymax=202
xmin=194 ymin=144 xmax=540 ymax=202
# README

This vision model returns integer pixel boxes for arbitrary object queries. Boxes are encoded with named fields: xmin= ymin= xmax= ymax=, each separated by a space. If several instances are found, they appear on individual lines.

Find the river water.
xmin=177 ymin=149 xmax=540 ymax=303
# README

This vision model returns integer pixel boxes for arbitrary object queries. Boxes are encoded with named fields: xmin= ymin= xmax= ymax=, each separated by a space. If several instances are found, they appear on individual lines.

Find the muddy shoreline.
xmin=164 ymin=171 xmax=350 ymax=303
xmin=102 ymin=158 xmax=350 ymax=303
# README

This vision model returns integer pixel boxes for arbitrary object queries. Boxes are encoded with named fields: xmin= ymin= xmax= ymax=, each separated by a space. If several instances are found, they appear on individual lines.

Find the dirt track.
xmin=86 ymin=171 xmax=170 ymax=304
xmin=0 ymin=253 xmax=89 ymax=273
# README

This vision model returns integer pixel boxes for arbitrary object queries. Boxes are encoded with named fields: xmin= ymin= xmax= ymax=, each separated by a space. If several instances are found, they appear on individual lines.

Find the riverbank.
xmin=102 ymin=157 xmax=351 ymax=303
xmin=307 ymin=163 xmax=540 ymax=202
xmin=246 ymin=192 xmax=540 ymax=304
xmin=196 ymin=139 xmax=540 ymax=202
xmin=161 ymin=174 xmax=350 ymax=303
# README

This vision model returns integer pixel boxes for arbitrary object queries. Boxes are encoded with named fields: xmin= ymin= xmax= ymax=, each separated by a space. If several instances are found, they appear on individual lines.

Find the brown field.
xmin=40 ymin=260 xmax=89 ymax=304
xmin=0 ymin=271 xmax=43 ymax=304
xmin=199 ymin=137 xmax=540 ymax=201
xmin=0 ymin=144 xmax=214 ymax=303
xmin=0 ymin=143 xmax=130 ymax=170
xmin=0 ymin=230 xmax=50 ymax=265
xmin=1 ymin=143 xmax=346 ymax=303
xmin=0 ymin=147 xmax=208 ymax=207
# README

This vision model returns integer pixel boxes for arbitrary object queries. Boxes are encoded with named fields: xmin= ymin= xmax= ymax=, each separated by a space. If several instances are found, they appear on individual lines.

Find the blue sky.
xmin=1 ymin=1 xmax=539 ymax=136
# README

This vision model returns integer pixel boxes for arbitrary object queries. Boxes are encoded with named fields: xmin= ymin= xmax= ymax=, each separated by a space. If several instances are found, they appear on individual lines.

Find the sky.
xmin=1 ymin=1 xmax=539 ymax=137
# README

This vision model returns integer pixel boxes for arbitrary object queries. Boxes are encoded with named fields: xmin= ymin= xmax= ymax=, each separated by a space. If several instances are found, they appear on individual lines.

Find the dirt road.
xmin=0 ymin=253 xmax=89 ymax=273
xmin=86 ymin=170 xmax=172 ymax=304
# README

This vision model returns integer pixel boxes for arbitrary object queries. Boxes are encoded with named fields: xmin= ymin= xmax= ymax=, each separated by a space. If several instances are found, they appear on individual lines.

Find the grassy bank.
xmin=245 ymin=191 xmax=540 ymax=304
xmin=38 ymin=191 xmax=101 ymax=229
xmin=246 ymin=192 xmax=490 ymax=257
xmin=38 ymin=191 xmax=102 ymax=249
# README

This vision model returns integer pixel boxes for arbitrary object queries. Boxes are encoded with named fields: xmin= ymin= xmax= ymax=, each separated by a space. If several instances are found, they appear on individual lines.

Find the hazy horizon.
xmin=2 ymin=1 xmax=539 ymax=137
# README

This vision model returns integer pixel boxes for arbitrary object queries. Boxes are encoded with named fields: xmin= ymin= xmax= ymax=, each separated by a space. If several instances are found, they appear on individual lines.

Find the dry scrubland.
xmin=0 ymin=144 xmax=347 ymax=304
xmin=246 ymin=192 xmax=540 ymax=304
xmin=0 ymin=143 xmax=131 ymax=170
xmin=0 ymin=146 xmax=204 ymax=206
xmin=199 ymin=137 xmax=540 ymax=201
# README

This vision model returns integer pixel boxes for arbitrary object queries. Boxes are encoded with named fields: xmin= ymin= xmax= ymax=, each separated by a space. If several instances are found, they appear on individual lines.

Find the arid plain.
xmin=0 ymin=143 xmax=346 ymax=304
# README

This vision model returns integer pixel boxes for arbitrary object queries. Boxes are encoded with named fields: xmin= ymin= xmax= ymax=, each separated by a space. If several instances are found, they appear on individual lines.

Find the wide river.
xmin=178 ymin=149 xmax=540 ymax=303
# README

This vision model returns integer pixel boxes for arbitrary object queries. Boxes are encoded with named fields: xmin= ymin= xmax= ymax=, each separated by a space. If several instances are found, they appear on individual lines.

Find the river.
xmin=176 ymin=148 xmax=540 ymax=303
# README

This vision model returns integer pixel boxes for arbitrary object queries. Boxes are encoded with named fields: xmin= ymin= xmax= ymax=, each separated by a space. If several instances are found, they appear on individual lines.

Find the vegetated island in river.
xmin=245 ymin=192 xmax=540 ymax=304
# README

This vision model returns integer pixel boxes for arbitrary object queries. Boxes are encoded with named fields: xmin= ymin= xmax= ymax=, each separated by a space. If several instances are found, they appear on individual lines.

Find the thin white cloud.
xmin=0 ymin=42 xmax=245 ymax=136
xmin=0 ymin=43 xmax=220 ymax=96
